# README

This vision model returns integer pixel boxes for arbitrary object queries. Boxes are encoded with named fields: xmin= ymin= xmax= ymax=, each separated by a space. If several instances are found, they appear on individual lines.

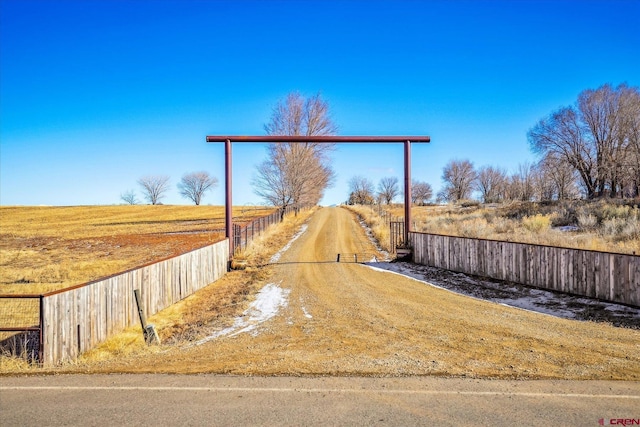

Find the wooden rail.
xmin=410 ymin=232 xmax=639 ymax=307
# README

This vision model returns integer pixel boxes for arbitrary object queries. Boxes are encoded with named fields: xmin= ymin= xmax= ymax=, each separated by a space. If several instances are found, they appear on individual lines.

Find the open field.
xmin=350 ymin=200 xmax=640 ymax=255
xmin=6 ymin=206 xmax=636 ymax=380
xmin=0 ymin=205 xmax=273 ymax=294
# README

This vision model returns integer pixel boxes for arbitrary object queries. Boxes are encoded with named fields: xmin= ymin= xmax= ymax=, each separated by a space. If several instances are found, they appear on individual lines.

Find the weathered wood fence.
xmin=389 ymin=221 xmax=405 ymax=253
xmin=233 ymin=206 xmax=295 ymax=254
xmin=410 ymin=232 xmax=639 ymax=307
xmin=37 ymin=239 xmax=228 ymax=365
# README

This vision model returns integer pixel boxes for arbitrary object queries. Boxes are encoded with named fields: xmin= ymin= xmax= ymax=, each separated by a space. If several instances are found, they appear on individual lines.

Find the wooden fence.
xmin=410 ymin=232 xmax=639 ymax=307
xmin=389 ymin=221 xmax=405 ymax=254
xmin=233 ymin=206 xmax=295 ymax=254
xmin=38 ymin=239 xmax=228 ymax=365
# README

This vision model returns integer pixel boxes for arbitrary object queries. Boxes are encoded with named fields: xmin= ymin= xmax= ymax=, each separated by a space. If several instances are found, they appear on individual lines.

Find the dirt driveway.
xmin=77 ymin=207 xmax=640 ymax=379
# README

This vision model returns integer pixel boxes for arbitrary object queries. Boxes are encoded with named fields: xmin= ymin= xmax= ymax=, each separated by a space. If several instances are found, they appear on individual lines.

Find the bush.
xmin=577 ymin=213 xmax=598 ymax=230
xmin=459 ymin=199 xmax=481 ymax=208
xmin=601 ymin=216 xmax=640 ymax=241
xmin=493 ymin=217 xmax=515 ymax=234
xmin=622 ymin=217 xmax=640 ymax=240
xmin=550 ymin=203 xmax=577 ymax=226
xmin=522 ymin=214 xmax=552 ymax=233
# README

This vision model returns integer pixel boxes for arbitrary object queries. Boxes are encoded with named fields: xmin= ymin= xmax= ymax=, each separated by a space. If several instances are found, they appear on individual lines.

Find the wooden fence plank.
xmin=409 ymin=232 xmax=638 ymax=308
xmin=40 ymin=239 xmax=229 ymax=366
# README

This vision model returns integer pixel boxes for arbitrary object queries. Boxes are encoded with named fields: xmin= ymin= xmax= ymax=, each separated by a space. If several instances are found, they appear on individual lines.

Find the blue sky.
xmin=1 ymin=0 xmax=638 ymax=206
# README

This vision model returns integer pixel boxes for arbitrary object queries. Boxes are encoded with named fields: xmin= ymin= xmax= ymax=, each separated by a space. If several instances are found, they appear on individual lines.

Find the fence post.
xmin=38 ymin=295 xmax=44 ymax=365
xmin=134 ymin=289 xmax=160 ymax=345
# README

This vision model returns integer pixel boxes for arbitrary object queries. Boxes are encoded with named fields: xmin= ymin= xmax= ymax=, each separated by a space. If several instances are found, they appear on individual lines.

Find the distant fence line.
xmin=410 ymin=232 xmax=639 ymax=307
xmin=233 ymin=206 xmax=295 ymax=254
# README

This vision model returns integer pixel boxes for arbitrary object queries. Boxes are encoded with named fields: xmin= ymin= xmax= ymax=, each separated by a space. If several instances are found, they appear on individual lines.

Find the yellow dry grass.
xmin=353 ymin=202 xmax=640 ymax=254
xmin=13 ymin=206 xmax=637 ymax=380
xmin=47 ymin=208 xmax=315 ymax=371
xmin=0 ymin=205 xmax=274 ymax=294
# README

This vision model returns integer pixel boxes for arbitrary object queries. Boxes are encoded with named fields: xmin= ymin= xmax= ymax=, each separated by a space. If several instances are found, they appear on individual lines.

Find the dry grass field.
xmin=0 ymin=205 xmax=273 ymax=295
xmin=2 ymin=205 xmax=638 ymax=379
xmin=4 ymin=206 xmax=634 ymax=380
xmin=349 ymin=200 xmax=640 ymax=255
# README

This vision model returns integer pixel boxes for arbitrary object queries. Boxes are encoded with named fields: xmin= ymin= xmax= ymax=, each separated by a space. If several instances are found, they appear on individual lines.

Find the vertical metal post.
xmin=133 ymin=289 xmax=148 ymax=330
xmin=225 ymin=139 xmax=233 ymax=255
xmin=404 ymin=140 xmax=411 ymax=246
xmin=38 ymin=295 xmax=44 ymax=366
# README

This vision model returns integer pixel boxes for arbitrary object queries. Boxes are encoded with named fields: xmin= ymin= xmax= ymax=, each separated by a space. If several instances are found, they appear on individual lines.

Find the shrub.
xmin=522 ymin=214 xmax=552 ymax=233
xmin=601 ymin=216 xmax=640 ymax=241
xmin=493 ymin=217 xmax=515 ymax=234
xmin=622 ymin=217 xmax=640 ymax=240
xmin=459 ymin=199 xmax=481 ymax=208
xmin=577 ymin=213 xmax=598 ymax=230
xmin=550 ymin=204 xmax=577 ymax=226
xmin=601 ymin=218 xmax=625 ymax=237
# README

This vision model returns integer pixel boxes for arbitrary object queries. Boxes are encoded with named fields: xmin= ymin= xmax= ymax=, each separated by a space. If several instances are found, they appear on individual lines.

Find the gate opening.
xmin=206 ymin=135 xmax=430 ymax=258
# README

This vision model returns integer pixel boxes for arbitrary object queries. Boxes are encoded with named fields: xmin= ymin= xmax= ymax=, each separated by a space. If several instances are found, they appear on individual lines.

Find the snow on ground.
xmin=197 ymin=223 xmax=312 ymax=343
xmin=196 ymin=282 xmax=290 ymax=345
xmin=269 ymin=224 xmax=308 ymax=263
xmin=301 ymin=303 xmax=313 ymax=319
xmin=366 ymin=261 xmax=640 ymax=329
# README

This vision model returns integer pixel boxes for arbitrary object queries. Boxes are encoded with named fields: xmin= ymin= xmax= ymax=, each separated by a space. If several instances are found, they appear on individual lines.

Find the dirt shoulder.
xmin=52 ymin=207 xmax=640 ymax=379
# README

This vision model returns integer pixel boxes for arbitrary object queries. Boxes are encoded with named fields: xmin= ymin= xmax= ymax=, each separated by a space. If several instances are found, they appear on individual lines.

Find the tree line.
xmin=346 ymin=176 xmax=433 ymax=205
xmin=121 ymin=172 xmax=218 ymax=205
xmin=123 ymin=83 xmax=638 ymax=209
xmin=343 ymin=83 xmax=639 ymax=205
xmin=436 ymin=159 xmax=578 ymax=203
xmin=439 ymin=83 xmax=639 ymax=203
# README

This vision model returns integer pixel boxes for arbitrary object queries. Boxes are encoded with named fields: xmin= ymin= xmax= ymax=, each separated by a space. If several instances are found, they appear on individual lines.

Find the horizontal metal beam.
xmin=206 ymin=135 xmax=430 ymax=143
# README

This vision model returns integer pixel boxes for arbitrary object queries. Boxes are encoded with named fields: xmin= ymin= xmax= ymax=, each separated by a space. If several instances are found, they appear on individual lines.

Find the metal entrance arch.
xmin=206 ymin=135 xmax=431 ymax=256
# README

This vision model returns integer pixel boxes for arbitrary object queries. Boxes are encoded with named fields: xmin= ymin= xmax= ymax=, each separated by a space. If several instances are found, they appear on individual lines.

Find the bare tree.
xmin=475 ymin=166 xmax=508 ymax=203
xmin=254 ymin=92 xmax=337 ymax=217
xmin=411 ymin=180 xmax=433 ymax=205
xmin=617 ymin=84 xmax=640 ymax=197
xmin=440 ymin=159 xmax=477 ymax=202
xmin=536 ymin=154 xmax=578 ymax=200
xmin=120 ymin=190 xmax=138 ymax=205
xmin=529 ymin=106 xmax=597 ymax=198
xmin=512 ymin=162 xmax=536 ymax=201
xmin=254 ymin=150 xmax=292 ymax=218
xmin=378 ymin=177 xmax=399 ymax=204
xmin=178 ymin=171 xmax=218 ymax=205
xmin=138 ymin=175 xmax=170 ymax=205
xmin=347 ymin=176 xmax=375 ymax=205
xmin=529 ymin=83 xmax=640 ymax=199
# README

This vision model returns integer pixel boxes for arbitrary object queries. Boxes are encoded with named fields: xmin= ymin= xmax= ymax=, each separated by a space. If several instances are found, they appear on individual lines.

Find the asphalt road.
xmin=1 ymin=374 xmax=638 ymax=426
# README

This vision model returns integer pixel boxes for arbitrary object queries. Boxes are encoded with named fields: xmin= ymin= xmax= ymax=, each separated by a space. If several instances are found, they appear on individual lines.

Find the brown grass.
xmin=0 ymin=205 xmax=274 ymax=294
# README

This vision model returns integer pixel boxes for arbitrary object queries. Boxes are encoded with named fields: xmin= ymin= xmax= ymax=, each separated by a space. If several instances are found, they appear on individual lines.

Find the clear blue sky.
xmin=1 ymin=0 xmax=638 ymax=206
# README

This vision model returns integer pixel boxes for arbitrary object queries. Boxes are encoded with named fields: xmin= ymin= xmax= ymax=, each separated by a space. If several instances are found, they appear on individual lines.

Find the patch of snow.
xmin=554 ymin=225 xmax=579 ymax=232
xmin=195 ymin=282 xmax=290 ymax=345
xmin=269 ymin=224 xmax=308 ymax=263
xmin=301 ymin=305 xmax=313 ymax=319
